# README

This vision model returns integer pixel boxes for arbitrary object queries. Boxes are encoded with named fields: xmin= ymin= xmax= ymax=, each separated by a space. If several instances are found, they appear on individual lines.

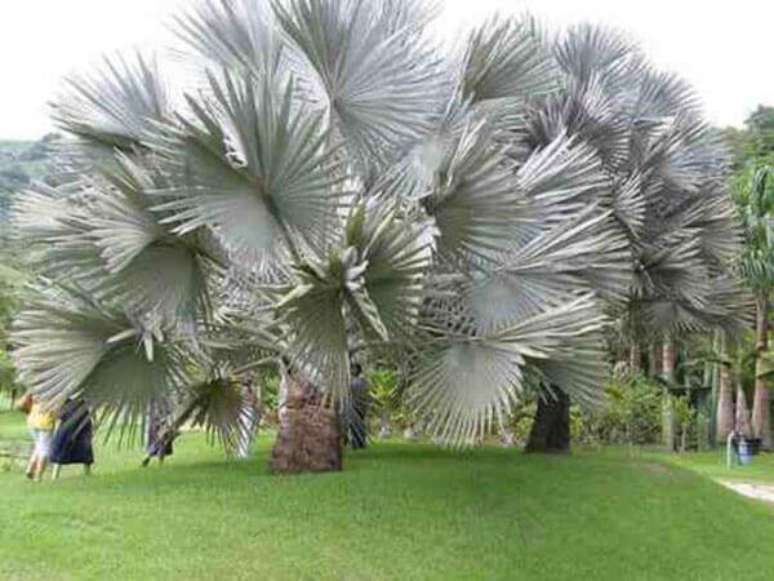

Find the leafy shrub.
xmin=672 ymin=395 xmax=697 ymax=452
xmin=579 ymin=373 xmax=664 ymax=446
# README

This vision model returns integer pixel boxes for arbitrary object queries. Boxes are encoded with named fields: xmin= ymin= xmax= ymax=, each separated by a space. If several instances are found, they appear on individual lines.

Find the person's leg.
xmin=25 ymin=452 xmax=37 ymax=479
xmin=34 ymin=431 xmax=52 ymax=481
xmin=26 ymin=429 xmax=37 ymax=478
xmin=35 ymin=459 xmax=48 ymax=481
xmin=83 ymin=464 xmax=92 ymax=476
xmin=52 ymin=464 xmax=61 ymax=480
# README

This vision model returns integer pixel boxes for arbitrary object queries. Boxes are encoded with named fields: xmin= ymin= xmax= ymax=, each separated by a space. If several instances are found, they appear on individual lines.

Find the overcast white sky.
xmin=0 ymin=0 xmax=772 ymax=139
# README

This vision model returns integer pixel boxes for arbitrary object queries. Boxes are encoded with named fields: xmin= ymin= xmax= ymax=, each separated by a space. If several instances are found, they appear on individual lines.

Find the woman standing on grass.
xmin=18 ymin=393 xmax=56 ymax=481
xmin=50 ymin=397 xmax=94 ymax=479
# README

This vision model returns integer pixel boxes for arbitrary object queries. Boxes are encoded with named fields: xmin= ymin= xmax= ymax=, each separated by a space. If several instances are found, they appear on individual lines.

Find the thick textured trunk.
xmin=680 ymin=424 xmax=689 ymax=453
xmin=525 ymin=388 xmax=570 ymax=454
xmin=735 ymin=374 xmax=753 ymax=439
xmin=662 ymin=336 xmax=676 ymax=383
xmin=269 ymin=372 xmax=342 ymax=474
xmin=716 ymin=364 xmax=735 ymax=443
xmin=705 ymin=330 xmax=720 ymax=445
xmin=661 ymin=335 xmax=676 ymax=450
xmin=751 ymin=294 xmax=771 ymax=449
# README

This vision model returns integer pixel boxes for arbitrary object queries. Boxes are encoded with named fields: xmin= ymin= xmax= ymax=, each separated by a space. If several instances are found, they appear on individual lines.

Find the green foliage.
xmin=368 ymin=368 xmax=399 ymax=414
xmin=733 ymin=165 xmax=774 ymax=294
xmin=720 ymin=105 xmax=774 ymax=169
xmin=745 ymin=105 xmax=774 ymax=158
xmin=580 ymin=373 xmax=664 ymax=446
xmin=508 ymin=401 xmax=537 ymax=443
xmin=257 ymin=368 xmax=280 ymax=416
xmin=0 ymin=350 xmax=16 ymax=395
xmin=0 ymin=276 xmax=21 ymax=399
xmin=672 ymin=395 xmax=696 ymax=452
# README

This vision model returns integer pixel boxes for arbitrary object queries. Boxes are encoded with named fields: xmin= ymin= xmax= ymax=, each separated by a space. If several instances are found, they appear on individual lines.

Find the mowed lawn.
xmin=1 ymin=410 xmax=773 ymax=581
xmin=662 ymin=448 xmax=774 ymax=485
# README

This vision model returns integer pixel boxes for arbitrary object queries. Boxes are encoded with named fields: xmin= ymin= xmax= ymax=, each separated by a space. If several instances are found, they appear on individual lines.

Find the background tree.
xmin=734 ymin=166 xmax=773 ymax=448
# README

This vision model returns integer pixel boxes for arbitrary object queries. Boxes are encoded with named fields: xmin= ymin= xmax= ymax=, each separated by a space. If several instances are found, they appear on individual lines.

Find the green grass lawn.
xmin=1 ymin=409 xmax=773 ymax=581
xmin=660 ymin=448 xmax=774 ymax=485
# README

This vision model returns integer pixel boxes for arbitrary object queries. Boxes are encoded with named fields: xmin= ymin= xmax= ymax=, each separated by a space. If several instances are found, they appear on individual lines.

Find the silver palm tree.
xmin=11 ymin=1 xmax=725 ymax=470
xmin=519 ymin=25 xmax=746 ymax=451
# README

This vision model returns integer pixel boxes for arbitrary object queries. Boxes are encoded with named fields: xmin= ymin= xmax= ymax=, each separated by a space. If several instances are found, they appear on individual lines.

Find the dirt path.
xmin=719 ymin=480 xmax=774 ymax=503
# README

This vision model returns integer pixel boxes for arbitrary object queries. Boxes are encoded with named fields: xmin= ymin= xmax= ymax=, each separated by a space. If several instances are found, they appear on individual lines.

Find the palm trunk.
xmin=680 ymin=424 xmax=688 ymax=453
xmin=751 ymin=293 xmax=771 ymax=449
xmin=629 ymin=341 xmax=641 ymax=372
xmin=269 ymin=370 xmax=343 ymax=474
xmin=716 ymin=332 xmax=735 ymax=443
xmin=648 ymin=343 xmax=662 ymax=377
xmin=706 ymin=329 xmax=721 ymax=445
xmin=525 ymin=388 xmax=571 ymax=454
xmin=662 ymin=335 xmax=676 ymax=383
xmin=661 ymin=334 xmax=676 ymax=450
xmin=735 ymin=377 xmax=753 ymax=439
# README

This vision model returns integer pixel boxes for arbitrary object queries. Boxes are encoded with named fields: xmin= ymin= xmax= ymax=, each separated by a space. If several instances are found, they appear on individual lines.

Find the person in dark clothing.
xmin=348 ymin=364 xmax=371 ymax=449
xmin=147 ymin=398 xmax=174 ymax=464
xmin=50 ymin=398 xmax=94 ymax=479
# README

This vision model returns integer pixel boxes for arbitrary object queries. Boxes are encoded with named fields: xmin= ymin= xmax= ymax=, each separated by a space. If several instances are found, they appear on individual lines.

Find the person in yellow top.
xmin=19 ymin=393 xmax=57 ymax=481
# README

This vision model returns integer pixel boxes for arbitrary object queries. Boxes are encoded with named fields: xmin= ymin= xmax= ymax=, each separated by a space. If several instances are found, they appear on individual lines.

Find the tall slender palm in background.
xmin=10 ymin=0 xmax=745 ymax=469
xmin=736 ymin=166 xmax=773 ymax=448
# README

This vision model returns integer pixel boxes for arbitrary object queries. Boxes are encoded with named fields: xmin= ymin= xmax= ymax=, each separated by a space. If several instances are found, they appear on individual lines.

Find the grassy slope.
xmin=1 ymin=410 xmax=773 ymax=581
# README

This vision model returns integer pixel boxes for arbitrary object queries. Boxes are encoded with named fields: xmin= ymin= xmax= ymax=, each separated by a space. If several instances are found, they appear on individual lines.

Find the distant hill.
xmin=0 ymin=134 xmax=58 ymax=223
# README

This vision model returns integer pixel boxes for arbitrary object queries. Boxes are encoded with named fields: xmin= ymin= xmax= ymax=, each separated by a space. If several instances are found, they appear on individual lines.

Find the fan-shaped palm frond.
xmin=345 ymin=201 xmax=436 ymax=339
xmin=633 ymin=237 xmax=711 ymax=308
xmin=458 ymin=15 xmax=557 ymax=104
xmin=423 ymin=119 xmax=530 ymax=258
xmin=554 ymin=24 xmax=642 ymax=93
xmin=91 ymin=156 xmax=222 ymax=325
xmin=274 ymin=0 xmax=445 ymax=173
xmin=15 ymin=157 xmax=221 ymax=327
xmin=174 ymin=0 xmax=279 ymax=79
xmin=515 ymin=133 xmax=608 ymax=217
xmin=13 ymin=182 xmax=105 ymax=281
xmin=275 ymin=260 xmax=351 ymax=398
xmin=626 ymin=68 xmax=702 ymax=122
xmin=468 ymin=207 xmax=631 ymax=332
xmin=408 ymin=294 xmax=607 ymax=445
xmin=12 ymin=286 xmax=187 ymax=437
xmin=52 ymin=53 xmax=169 ymax=157
xmin=188 ymin=375 xmax=258 ymax=453
xmin=524 ymin=77 xmax=629 ymax=170
xmin=152 ymin=72 xmax=343 ymax=262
